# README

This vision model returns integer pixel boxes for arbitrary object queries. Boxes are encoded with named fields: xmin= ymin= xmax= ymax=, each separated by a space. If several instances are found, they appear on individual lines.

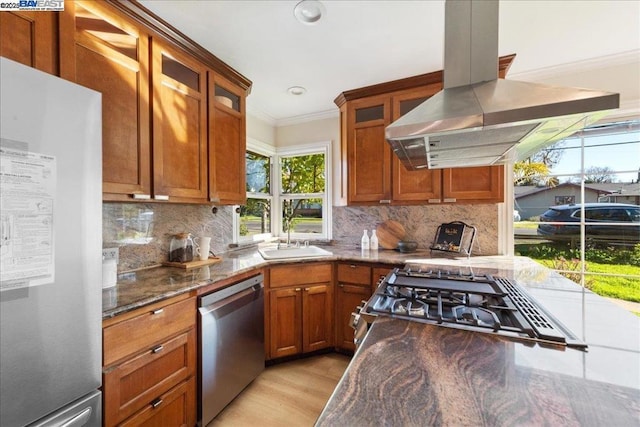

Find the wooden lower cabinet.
xmin=268 ymin=263 xmax=333 ymax=359
xmin=335 ymin=284 xmax=371 ymax=351
xmin=335 ymin=263 xmax=397 ymax=352
xmin=102 ymin=295 xmax=197 ymax=426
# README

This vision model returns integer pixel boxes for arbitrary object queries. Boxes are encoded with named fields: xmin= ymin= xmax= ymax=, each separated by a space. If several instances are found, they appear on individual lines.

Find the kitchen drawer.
xmin=269 ymin=263 xmax=332 ymax=288
xmin=119 ymin=376 xmax=196 ymax=427
xmin=337 ymin=263 xmax=371 ymax=285
xmin=103 ymin=329 xmax=196 ymax=426
xmin=103 ymin=297 xmax=196 ymax=366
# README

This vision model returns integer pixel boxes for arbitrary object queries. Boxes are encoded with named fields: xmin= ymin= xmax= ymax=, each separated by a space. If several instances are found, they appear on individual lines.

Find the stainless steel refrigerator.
xmin=0 ymin=57 xmax=102 ymax=426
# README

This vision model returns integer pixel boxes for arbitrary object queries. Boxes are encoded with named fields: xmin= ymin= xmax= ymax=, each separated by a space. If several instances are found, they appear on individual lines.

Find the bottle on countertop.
xmin=361 ymin=230 xmax=370 ymax=250
xmin=370 ymin=229 xmax=379 ymax=251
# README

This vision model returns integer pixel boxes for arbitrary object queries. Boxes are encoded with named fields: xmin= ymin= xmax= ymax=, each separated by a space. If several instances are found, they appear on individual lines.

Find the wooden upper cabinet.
xmin=391 ymin=85 xmax=442 ymax=203
xmin=443 ymin=165 xmax=504 ymax=203
xmin=208 ymin=73 xmax=247 ymax=205
xmin=347 ymin=96 xmax=392 ymax=204
xmin=68 ymin=1 xmax=152 ymax=200
xmin=152 ymin=41 xmax=208 ymax=202
xmin=0 ymin=11 xmax=58 ymax=75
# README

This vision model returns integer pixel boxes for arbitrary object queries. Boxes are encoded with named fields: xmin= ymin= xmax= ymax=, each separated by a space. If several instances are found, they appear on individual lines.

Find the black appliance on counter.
xmin=352 ymin=267 xmax=587 ymax=350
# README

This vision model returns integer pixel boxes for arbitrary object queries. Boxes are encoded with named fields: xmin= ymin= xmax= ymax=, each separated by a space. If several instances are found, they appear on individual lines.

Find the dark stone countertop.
xmin=315 ymin=258 xmax=640 ymax=426
xmin=102 ymin=244 xmax=417 ymax=318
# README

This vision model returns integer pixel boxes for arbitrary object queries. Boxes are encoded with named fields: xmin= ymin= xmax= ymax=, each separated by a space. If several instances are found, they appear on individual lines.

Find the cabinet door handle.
xmin=379 ymin=199 xmax=391 ymax=204
xmin=151 ymin=398 xmax=163 ymax=408
xmin=339 ymin=284 xmax=344 ymax=288
xmin=443 ymin=198 xmax=456 ymax=203
xmin=154 ymin=195 xmax=169 ymax=201
xmin=428 ymin=198 xmax=441 ymax=203
xmin=304 ymin=288 xmax=309 ymax=292
xmin=152 ymin=345 xmax=164 ymax=354
xmin=295 ymin=288 xmax=301 ymax=292
xmin=132 ymin=194 xmax=151 ymax=200
xmin=349 ymin=264 xmax=357 ymax=268
xmin=152 ymin=308 xmax=164 ymax=315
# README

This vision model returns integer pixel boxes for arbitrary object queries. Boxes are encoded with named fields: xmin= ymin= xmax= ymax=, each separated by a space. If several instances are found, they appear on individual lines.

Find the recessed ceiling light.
xmin=287 ymin=86 xmax=307 ymax=96
xmin=293 ymin=0 xmax=325 ymax=25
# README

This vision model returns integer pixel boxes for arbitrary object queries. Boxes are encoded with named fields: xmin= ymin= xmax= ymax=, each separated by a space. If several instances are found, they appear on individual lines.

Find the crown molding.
xmin=275 ymin=109 xmax=339 ymax=127
xmin=246 ymin=105 xmax=277 ymax=126
xmin=508 ymin=50 xmax=640 ymax=82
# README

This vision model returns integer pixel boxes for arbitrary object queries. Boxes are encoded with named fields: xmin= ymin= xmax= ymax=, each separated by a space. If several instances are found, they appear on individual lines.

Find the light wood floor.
xmin=208 ymin=353 xmax=351 ymax=427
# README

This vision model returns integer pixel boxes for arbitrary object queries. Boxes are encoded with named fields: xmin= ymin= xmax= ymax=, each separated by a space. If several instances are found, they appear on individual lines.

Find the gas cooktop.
xmin=362 ymin=267 xmax=587 ymax=350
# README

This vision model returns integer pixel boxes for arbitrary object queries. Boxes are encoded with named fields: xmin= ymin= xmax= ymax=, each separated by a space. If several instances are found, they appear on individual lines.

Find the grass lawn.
xmin=514 ymin=220 xmax=539 ymax=229
xmin=537 ymin=259 xmax=640 ymax=303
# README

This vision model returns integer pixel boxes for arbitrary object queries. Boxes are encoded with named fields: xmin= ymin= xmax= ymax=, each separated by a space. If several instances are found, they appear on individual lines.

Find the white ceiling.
xmin=139 ymin=0 xmax=640 ymax=125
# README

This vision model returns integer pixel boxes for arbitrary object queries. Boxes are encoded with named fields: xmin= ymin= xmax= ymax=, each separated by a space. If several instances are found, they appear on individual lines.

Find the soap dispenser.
xmin=361 ymin=230 xmax=370 ymax=250
xmin=370 ymin=229 xmax=379 ymax=251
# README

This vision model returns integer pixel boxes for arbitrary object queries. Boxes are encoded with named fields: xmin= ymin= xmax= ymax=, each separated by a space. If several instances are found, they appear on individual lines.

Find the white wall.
xmin=275 ymin=116 xmax=344 ymax=206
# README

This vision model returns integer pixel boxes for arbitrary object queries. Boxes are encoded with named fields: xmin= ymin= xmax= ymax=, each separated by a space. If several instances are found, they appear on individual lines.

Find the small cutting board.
xmin=376 ymin=220 xmax=406 ymax=249
xmin=162 ymin=256 xmax=222 ymax=269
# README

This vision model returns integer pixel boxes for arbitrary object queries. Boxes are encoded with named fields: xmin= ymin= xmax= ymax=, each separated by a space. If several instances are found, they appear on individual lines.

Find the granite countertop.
xmin=315 ymin=257 xmax=640 ymax=426
xmin=102 ymin=244 xmax=418 ymax=318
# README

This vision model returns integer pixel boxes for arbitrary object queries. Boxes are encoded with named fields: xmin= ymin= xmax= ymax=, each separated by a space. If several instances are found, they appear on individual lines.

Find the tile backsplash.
xmin=104 ymin=202 xmax=499 ymax=272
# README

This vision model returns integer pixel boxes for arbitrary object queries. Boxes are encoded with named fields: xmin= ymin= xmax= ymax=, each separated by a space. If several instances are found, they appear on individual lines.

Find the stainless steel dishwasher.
xmin=199 ymin=273 xmax=264 ymax=426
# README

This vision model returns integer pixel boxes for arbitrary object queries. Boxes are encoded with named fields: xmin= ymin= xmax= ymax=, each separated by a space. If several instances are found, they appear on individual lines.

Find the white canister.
xmin=102 ymin=258 xmax=117 ymax=289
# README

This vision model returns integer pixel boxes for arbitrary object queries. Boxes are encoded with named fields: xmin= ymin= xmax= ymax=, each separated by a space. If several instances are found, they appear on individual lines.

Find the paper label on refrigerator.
xmin=0 ymin=147 xmax=56 ymax=291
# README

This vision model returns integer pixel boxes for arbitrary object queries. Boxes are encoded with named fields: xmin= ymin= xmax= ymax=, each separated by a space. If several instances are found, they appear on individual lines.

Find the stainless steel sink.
xmin=258 ymin=245 xmax=333 ymax=260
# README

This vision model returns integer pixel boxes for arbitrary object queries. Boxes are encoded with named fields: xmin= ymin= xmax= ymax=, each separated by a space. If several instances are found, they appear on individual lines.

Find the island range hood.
xmin=386 ymin=0 xmax=620 ymax=170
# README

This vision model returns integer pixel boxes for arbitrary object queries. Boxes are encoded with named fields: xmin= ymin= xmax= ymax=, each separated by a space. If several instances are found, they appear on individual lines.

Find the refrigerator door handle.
xmin=59 ymin=407 xmax=93 ymax=427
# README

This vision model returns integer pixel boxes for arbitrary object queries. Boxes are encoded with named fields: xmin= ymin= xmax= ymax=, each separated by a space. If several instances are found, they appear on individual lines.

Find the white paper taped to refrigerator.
xmin=0 ymin=147 xmax=56 ymax=291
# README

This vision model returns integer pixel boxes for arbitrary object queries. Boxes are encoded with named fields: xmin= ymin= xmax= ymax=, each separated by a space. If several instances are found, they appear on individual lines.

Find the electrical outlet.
xmin=102 ymin=247 xmax=119 ymax=263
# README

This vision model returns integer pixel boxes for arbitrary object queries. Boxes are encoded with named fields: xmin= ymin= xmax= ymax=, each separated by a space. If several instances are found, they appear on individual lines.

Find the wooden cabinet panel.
xmin=303 ymin=284 xmax=333 ymax=352
xmin=104 ymin=330 xmax=195 ymax=426
xmin=337 ymin=263 xmax=371 ymax=286
xmin=442 ymin=165 xmax=504 ymax=203
xmin=270 ymin=263 xmax=333 ymax=288
xmin=268 ymin=263 xmax=334 ymax=359
xmin=103 ymin=298 xmax=196 ymax=367
xmin=208 ymin=73 xmax=247 ymax=204
xmin=120 ymin=376 xmax=196 ymax=427
xmin=71 ymin=1 xmax=151 ymax=199
xmin=0 ymin=11 xmax=58 ymax=74
xmin=152 ymin=41 xmax=208 ymax=202
xmin=372 ymin=267 xmax=394 ymax=285
xmin=269 ymin=287 xmax=302 ymax=358
xmin=336 ymin=284 xmax=370 ymax=352
xmin=103 ymin=296 xmax=197 ymax=425
xmin=347 ymin=97 xmax=391 ymax=203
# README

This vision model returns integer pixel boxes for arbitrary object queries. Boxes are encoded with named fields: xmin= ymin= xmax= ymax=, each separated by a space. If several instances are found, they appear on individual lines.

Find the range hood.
xmin=386 ymin=0 xmax=620 ymax=170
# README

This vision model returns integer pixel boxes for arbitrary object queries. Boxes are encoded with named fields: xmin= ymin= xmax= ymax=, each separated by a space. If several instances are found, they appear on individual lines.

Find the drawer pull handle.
xmin=339 ymin=284 xmax=344 ymax=288
xmin=152 ymin=345 xmax=164 ymax=354
xmin=295 ymin=288 xmax=301 ymax=292
xmin=379 ymin=199 xmax=391 ymax=204
xmin=304 ymin=288 xmax=309 ymax=292
xmin=132 ymin=194 xmax=151 ymax=200
xmin=152 ymin=308 xmax=164 ymax=315
xmin=151 ymin=398 xmax=163 ymax=408
xmin=349 ymin=265 xmax=356 ymax=268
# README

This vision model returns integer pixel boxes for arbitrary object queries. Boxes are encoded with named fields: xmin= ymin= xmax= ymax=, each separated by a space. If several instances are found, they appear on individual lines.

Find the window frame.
xmin=234 ymin=139 xmax=332 ymax=244
xmin=275 ymin=141 xmax=332 ymax=241
xmin=234 ymin=138 xmax=275 ymax=244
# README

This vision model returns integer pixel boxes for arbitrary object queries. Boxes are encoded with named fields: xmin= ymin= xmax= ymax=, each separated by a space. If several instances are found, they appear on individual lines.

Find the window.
xmin=235 ymin=140 xmax=331 ymax=243
xmin=237 ymin=141 xmax=274 ymax=243
xmin=277 ymin=143 xmax=331 ymax=241
xmin=513 ymin=120 xmax=640 ymax=306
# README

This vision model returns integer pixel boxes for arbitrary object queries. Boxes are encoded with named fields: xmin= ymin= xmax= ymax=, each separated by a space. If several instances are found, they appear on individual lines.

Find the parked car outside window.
xmin=537 ymin=203 xmax=640 ymax=245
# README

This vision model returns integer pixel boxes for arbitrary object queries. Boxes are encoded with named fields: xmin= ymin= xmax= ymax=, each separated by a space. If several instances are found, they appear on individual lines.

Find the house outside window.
xmin=555 ymin=195 xmax=575 ymax=205
xmin=513 ymin=120 xmax=640 ymax=306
